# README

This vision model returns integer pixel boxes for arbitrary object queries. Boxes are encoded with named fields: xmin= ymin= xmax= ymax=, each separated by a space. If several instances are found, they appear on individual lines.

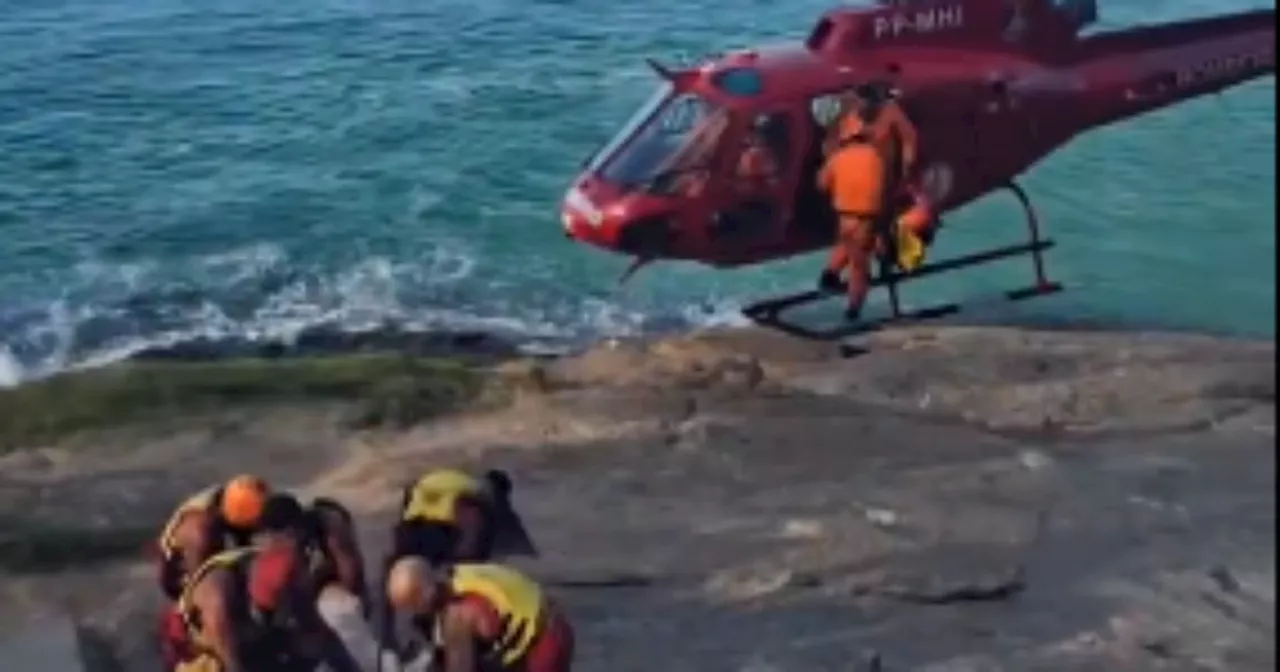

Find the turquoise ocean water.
xmin=0 ymin=0 xmax=1274 ymax=384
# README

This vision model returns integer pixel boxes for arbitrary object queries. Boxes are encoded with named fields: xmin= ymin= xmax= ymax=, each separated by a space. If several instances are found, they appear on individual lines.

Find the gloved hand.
xmin=483 ymin=469 xmax=513 ymax=503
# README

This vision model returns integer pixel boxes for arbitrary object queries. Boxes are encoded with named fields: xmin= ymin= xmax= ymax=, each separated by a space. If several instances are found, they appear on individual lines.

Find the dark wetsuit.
xmin=299 ymin=497 xmax=355 ymax=592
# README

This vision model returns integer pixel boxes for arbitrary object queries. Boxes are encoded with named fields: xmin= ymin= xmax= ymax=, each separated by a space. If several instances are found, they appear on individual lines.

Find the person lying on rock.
xmin=385 ymin=556 xmax=575 ymax=672
xmin=169 ymin=536 xmax=362 ymax=672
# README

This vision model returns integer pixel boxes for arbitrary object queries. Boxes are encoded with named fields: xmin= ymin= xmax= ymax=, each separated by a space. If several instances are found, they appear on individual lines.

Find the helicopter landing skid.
xmin=740 ymin=182 xmax=1063 ymax=341
xmin=618 ymin=256 xmax=653 ymax=285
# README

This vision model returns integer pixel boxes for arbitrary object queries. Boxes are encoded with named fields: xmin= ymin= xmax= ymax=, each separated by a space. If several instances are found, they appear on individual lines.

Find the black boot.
xmin=844 ymin=304 xmax=863 ymax=322
xmin=818 ymin=270 xmax=843 ymax=293
xmin=920 ymin=218 xmax=942 ymax=246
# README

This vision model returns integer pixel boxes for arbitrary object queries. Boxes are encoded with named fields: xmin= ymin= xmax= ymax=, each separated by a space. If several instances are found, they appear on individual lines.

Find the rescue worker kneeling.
xmin=386 ymin=557 xmax=575 ymax=672
xmin=379 ymin=469 xmax=539 ymax=661
xmin=157 ymin=476 xmax=274 ymax=669
xmin=256 ymin=493 xmax=406 ymax=672
xmin=392 ymin=468 xmax=537 ymax=566
xmin=170 ymin=539 xmax=363 ymax=672
xmin=156 ymin=475 xmax=272 ymax=602
xmin=257 ymin=493 xmax=372 ymax=612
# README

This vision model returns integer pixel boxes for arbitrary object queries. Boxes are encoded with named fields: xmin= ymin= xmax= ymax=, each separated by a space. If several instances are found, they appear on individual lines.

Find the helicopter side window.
xmin=710 ymin=67 xmax=765 ymax=97
xmin=810 ymin=93 xmax=850 ymax=153
xmin=810 ymin=95 xmax=843 ymax=128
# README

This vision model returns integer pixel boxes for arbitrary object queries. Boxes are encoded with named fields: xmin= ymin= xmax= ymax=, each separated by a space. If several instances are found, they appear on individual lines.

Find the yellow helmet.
xmin=402 ymin=469 xmax=486 ymax=523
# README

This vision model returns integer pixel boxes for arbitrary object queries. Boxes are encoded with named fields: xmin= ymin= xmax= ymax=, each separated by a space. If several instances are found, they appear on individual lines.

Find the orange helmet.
xmin=220 ymin=474 xmax=270 ymax=529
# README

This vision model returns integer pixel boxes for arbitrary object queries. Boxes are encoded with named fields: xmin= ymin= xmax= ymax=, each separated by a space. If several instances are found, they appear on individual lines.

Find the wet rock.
xmin=0 ymin=616 xmax=85 ymax=672
xmin=864 ymin=508 xmax=899 ymax=528
xmin=706 ymin=355 xmax=765 ymax=392
xmin=493 ymin=359 xmax=553 ymax=395
xmin=1018 ymin=449 xmax=1054 ymax=471
xmin=1139 ymin=636 xmax=1177 ymax=659
xmin=779 ymin=519 xmax=825 ymax=540
xmin=705 ymin=567 xmax=822 ymax=601
xmin=1208 ymin=565 xmax=1241 ymax=594
xmin=876 ymin=566 xmax=1027 ymax=605
xmin=1 ymin=325 xmax=1274 ymax=672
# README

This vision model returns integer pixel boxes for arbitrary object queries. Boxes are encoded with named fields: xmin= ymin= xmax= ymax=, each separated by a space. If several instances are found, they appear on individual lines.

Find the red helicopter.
xmin=559 ymin=0 xmax=1276 ymax=339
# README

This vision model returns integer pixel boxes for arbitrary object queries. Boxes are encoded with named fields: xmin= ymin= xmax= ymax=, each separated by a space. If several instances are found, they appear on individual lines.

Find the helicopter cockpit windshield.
xmin=589 ymin=84 xmax=728 ymax=193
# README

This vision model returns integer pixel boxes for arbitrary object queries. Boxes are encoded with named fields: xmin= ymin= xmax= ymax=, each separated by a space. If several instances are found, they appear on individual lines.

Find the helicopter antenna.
xmin=645 ymin=58 xmax=675 ymax=80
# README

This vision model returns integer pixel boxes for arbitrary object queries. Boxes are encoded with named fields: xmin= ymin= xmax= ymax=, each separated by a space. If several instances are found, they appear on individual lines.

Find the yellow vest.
xmin=401 ymin=470 xmax=489 ymax=524
xmin=159 ymin=485 xmax=221 ymax=556
xmin=176 ymin=547 xmax=258 ymax=644
xmin=436 ymin=564 xmax=544 ymax=666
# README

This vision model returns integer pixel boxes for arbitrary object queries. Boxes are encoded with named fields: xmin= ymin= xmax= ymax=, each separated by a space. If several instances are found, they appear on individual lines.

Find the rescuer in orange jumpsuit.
xmin=816 ymin=123 xmax=888 ymax=320
xmin=819 ymin=82 xmax=933 ymax=301
xmin=821 ymin=84 xmax=917 ymax=174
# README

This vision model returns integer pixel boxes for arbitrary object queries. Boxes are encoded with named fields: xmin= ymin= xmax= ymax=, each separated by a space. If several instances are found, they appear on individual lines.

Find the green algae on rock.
xmin=0 ymin=355 xmax=484 ymax=451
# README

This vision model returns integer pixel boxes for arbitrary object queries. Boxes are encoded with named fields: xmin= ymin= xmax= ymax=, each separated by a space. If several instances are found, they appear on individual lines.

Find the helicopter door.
xmin=706 ymin=109 xmax=805 ymax=252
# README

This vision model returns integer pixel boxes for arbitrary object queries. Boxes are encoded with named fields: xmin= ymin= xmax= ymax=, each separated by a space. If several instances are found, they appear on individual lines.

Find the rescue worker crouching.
xmin=386 ymin=557 xmax=575 ymax=672
xmin=377 ymin=469 xmax=539 ymax=667
xmin=391 ymin=468 xmax=537 ymax=566
xmin=258 ymin=493 xmax=372 ymax=614
xmin=156 ymin=475 xmax=272 ymax=602
xmin=170 ymin=537 xmax=363 ymax=672
xmin=256 ymin=493 xmax=399 ymax=672
xmin=157 ymin=476 xmax=272 ymax=668
xmin=157 ymin=482 xmax=374 ymax=669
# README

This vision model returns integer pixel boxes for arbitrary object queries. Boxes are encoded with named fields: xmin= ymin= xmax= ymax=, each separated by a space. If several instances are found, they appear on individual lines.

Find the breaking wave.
xmin=0 ymin=241 xmax=750 ymax=387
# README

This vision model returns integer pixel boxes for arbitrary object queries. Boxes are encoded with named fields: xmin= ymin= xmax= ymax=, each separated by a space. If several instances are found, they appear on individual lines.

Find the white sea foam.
xmin=0 ymin=346 xmax=24 ymax=389
xmin=0 ymin=240 xmax=759 ymax=386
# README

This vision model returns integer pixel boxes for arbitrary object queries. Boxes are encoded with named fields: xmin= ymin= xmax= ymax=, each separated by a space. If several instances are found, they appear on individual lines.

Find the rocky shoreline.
xmin=0 ymin=325 xmax=1274 ymax=671
xmin=125 ymin=324 xmax=528 ymax=363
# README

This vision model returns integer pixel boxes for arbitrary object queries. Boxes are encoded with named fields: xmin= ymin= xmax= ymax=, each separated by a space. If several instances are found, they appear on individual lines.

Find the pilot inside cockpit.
xmin=735 ymin=113 xmax=788 ymax=189
xmin=666 ymin=111 xmax=731 ymax=197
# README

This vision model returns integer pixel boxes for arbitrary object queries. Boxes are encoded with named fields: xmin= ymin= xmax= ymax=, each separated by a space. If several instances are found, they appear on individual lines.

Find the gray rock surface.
xmin=0 ymin=616 xmax=84 ymax=672
xmin=0 ymin=327 xmax=1274 ymax=671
